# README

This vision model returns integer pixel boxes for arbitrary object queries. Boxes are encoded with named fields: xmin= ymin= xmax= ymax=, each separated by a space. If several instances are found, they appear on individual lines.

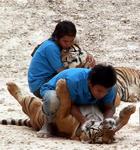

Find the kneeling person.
xmin=38 ymin=64 xmax=117 ymax=137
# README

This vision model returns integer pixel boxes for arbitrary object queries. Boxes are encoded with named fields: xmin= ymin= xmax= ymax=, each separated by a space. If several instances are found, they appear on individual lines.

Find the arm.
xmin=77 ymin=52 xmax=96 ymax=68
xmin=103 ymin=104 xmax=115 ymax=119
xmin=45 ymin=45 xmax=67 ymax=73
xmin=70 ymin=103 xmax=87 ymax=125
xmin=102 ymin=86 xmax=117 ymax=118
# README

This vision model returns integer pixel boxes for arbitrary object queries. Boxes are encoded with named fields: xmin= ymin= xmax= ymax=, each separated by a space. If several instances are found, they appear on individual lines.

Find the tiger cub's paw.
xmin=56 ymin=79 xmax=69 ymax=99
xmin=6 ymin=82 xmax=21 ymax=100
xmin=128 ymin=94 xmax=139 ymax=102
xmin=117 ymin=104 xmax=136 ymax=127
xmin=119 ymin=104 xmax=136 ymax=118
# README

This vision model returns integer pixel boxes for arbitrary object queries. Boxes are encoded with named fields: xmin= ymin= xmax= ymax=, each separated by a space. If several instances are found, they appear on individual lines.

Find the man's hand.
xmin=71 ymin=104 xmax=87 ymax=125
xmin=103 ymin=105 xmax=115 ymax=119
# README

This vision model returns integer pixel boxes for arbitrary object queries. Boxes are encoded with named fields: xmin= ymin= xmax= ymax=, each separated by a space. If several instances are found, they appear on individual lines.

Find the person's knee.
xmin=42 ymin=90 xmax=60 ymax=121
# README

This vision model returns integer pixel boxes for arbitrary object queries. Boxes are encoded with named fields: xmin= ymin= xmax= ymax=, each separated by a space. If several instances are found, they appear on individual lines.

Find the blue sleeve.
xmin=45 ymin=45 xmax=64 ymax=71
xmin=102 ymin=86 xmax=117 ymax=105
xmin=66 ymin=79 xmax=78 ymax=103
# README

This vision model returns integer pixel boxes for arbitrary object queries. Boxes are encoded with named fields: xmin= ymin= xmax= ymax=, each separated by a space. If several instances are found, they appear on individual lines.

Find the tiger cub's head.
xmin=61 ymin=44 xmax=88 ymax=68
xmin=80 ymin=118 xmax=116 ymax=144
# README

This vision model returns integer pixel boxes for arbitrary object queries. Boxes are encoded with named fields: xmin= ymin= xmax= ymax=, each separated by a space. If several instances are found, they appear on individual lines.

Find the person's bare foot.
xmin=37 ymin=128 xmax=52 ymax=138
xmin=37 ymin=122 xmax=52 ymax=138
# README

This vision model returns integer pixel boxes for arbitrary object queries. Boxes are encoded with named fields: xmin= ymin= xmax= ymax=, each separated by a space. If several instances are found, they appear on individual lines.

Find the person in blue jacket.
xmin=38 ymin=64 xmax=117 ymax=137
xmin=28 ymin=21 xmax=77 ymax=98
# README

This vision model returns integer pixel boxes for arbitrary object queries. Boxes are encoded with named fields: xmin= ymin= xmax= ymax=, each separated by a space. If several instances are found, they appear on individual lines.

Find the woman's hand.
xmin=85 ymin=53 xmax=96 ymax=68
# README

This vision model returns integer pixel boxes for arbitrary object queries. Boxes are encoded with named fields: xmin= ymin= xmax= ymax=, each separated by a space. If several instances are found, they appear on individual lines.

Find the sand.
xmin=0 ymin=0 xmax=140 ymax=149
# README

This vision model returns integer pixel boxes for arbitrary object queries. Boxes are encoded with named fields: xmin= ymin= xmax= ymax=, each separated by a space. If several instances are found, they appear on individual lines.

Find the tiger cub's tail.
xmin=0 ymin=118 xmax=32 ymax=127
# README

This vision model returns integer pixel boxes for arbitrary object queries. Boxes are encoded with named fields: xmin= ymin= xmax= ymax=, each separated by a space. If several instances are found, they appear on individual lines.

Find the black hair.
xmin=88 ymin=64 xmax=117 ymax=88
xmin=51 ymin=20 xmax=77 ymax=40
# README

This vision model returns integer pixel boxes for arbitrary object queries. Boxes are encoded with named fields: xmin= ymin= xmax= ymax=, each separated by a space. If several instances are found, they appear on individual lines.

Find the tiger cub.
xmin=0 ymin=81 xmax=136 ymax=144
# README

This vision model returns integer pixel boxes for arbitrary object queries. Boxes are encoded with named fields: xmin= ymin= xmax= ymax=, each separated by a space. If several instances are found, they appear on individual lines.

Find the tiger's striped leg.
xmin=55 ymin=79 xmax=71 ymax=118
xmin=114 ymin=105 xmax=136 ymax=132
xmin=7 ymin=82 xmax=23 ymax=105
xmin=55 ymin=79 xmax=79 ymax=137
xmin=6 ymin=82 xmax=44 ymax=131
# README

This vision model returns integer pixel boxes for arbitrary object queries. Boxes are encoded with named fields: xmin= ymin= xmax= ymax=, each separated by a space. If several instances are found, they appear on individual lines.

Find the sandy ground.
xmin=0 ymin=0 xmax=140 ymax=149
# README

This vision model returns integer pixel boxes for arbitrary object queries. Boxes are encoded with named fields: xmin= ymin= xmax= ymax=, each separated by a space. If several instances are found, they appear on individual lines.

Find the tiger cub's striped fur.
xmin=0 ymin=118 xmax=31 ymax=127
xmin=115 ymin=67 xmax=140 ymax=102
xmin=61 ymin=43 xmax=96 ymax=69
xmin=3 ymin=84 xmax=45 ymax=130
